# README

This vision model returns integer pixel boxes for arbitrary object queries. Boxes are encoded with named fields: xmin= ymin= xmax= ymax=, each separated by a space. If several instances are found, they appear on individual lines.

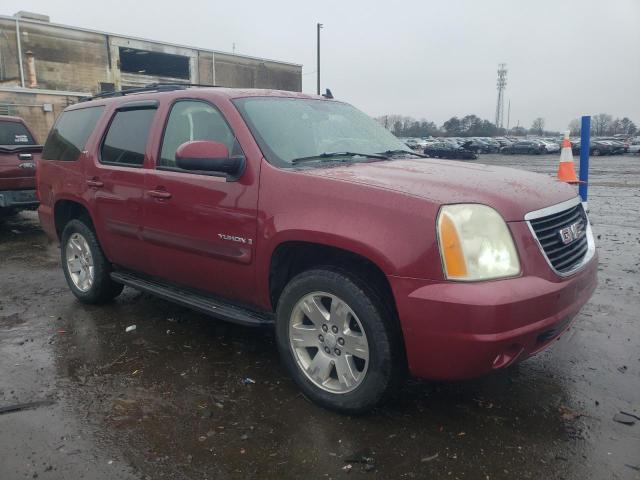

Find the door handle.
xmin=147 ymin=189 xmax=172 ymax=200
xmin=86 ymin=178 xmax=104 ymax=188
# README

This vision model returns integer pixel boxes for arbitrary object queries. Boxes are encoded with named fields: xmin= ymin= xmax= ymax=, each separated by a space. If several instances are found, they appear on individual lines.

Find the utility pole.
xmin=494 ymin=63 xmax=507 ymax=129
xmin=506 ymin=99 xmax=511 ymax=131
xmin=316 ymin=23 xmax=323 ymax=95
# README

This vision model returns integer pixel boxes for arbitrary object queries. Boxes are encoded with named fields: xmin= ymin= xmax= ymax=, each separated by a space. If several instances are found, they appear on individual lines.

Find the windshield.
xmin=0 ymin=121 xmax=36 ymax=146
xmin=233 ymin=97 xmax=409 ymax=167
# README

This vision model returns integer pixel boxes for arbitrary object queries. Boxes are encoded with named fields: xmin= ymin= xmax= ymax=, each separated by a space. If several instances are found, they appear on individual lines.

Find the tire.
xmin=0 ymin=208 xmax=18 ymax=220
xmin=592 ymin=149 xmax=601 ymax=156
xmin=275 ymin=268 xmax=403 ymax=414
xmin=60 ymin=219 xmax=124 ymax=304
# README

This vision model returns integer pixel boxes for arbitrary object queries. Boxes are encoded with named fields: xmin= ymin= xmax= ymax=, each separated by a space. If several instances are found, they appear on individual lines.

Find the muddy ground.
xmin=1 ymin=154 xmax=639 ymax=480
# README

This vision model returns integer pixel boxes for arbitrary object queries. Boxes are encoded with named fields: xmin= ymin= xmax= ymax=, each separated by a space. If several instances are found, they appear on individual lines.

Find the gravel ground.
xmin=0 ymin=153 xmax=638 ymax=480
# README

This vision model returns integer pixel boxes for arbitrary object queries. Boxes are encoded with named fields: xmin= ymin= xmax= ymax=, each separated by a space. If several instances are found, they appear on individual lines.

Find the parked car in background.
xmin=600 ymin=139 xmax=626 ymax=154
xmin=627 ymin=138 xmax=640 ymax=154
xmin=403 ymin=137 xmax=420 ymax=149
xmin=36 ymin=85 xmax=597 ymax=413
xmin=423 ymin=141 xmax=478 ymax=160
xmin=0 ymin=116 xmax=41 ymax=218
xmin=403 ymin=138 xmax=428 ymax=150
xmin=537 ymin=139 xmax=560 ymax=154
xmin=500 ymin=140 xmax=545 ymax=155
xmin=572 ymin=140 xmax=616 ymax=156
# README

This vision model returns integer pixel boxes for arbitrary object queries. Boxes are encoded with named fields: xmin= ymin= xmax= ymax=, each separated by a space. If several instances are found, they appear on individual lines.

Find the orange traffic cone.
xmin=557 ymin=132 xmax=579 ymax=183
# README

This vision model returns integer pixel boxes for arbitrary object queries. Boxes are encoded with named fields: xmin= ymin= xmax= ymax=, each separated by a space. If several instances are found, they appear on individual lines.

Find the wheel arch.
xmin=267 ymin=240 xmax=399 ymax=325
xmin=54 ymin=197 xmax=95 ymax=239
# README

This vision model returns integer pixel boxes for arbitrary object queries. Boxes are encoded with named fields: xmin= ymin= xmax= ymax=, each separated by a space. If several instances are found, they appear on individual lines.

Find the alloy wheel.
xmin=289 ymin=292 xmax=369 ymax=394
xmin=65 ymin=232 xmax=95 ymax=292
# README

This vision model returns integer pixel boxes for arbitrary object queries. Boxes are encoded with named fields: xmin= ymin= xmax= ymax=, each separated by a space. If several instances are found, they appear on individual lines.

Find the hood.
xmin=300 ymin=158 xmax=577 ymax=221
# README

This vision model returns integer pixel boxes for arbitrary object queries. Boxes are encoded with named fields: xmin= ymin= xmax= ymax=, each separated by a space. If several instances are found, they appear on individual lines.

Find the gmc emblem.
xmin=558 ymin=220 xmax=585 ymax=245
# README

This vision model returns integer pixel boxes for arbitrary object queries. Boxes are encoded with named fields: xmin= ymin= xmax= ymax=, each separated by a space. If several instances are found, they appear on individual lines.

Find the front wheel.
xmin=276 ymin=268 xmax=402 ymax=414
xmin=61 ymin=219 xmax=124 ymax=304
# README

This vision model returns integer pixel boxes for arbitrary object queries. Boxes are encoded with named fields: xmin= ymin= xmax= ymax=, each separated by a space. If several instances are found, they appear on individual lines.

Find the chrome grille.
xmin=528 ymin=202 xmax=590 ymax=274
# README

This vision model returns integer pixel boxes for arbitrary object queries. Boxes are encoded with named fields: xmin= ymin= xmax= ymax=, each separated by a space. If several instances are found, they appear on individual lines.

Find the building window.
xmin=119 ymin=47 xmax=190 ymax=79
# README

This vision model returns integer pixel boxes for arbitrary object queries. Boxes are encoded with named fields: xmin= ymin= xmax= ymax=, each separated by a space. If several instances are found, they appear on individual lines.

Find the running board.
xmin=110 ymin=271 xmax=273 ymax=327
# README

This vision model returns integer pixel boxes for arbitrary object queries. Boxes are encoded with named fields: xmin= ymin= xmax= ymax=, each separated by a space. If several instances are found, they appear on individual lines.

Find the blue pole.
xmin=579 ymin=116 xmax=590 ymax=202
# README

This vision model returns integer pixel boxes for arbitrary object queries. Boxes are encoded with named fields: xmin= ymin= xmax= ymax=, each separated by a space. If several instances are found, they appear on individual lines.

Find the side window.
xmin=159 ymin=101 xmax=236 ymax=169
xmin=42 ymin=106 xmax=105 ymax=161
xmin=101 ymin=108 xmax=156 ymax=166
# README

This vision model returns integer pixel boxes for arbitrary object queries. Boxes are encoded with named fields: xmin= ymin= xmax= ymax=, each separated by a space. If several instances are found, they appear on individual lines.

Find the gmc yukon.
xmin=37 ymin=85 xmax=597 ymax=413
xmin=0 ymin=116 xmax=41 ymax=217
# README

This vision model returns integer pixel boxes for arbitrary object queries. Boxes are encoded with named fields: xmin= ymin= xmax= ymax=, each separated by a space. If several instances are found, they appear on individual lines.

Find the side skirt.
xmin=110 ymin=271 xmax=274 ymax=328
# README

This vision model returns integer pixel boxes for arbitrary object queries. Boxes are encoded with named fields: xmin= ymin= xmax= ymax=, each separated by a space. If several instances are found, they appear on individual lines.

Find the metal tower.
xmin=494 ymin=63 xmax=507 ymax=129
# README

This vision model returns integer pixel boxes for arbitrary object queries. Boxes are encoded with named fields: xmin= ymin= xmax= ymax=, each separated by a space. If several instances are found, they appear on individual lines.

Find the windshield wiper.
xmin=291 ymin=151 xmax=389 ymax=165
xmin=377 ymin=149 xmax=428 ymax=158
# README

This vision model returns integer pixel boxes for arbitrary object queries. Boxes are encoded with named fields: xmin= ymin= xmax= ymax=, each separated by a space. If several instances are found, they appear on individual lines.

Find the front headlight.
xmin=437 ymin=204 xmax=520 ymax=281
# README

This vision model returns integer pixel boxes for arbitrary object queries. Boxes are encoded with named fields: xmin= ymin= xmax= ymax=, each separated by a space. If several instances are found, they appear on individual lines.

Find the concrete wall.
xmin=0 ymin=18 xmax=109 ymax=92
xmin=0 ymin=89 xmax=84 ymax=143
xmin=214 ymin=53 xmax=302 ymax=91
xmin=0 ymin=16 xmax=302 ymax=141
xmin=0 ymin=17 xmax=302 ymax=93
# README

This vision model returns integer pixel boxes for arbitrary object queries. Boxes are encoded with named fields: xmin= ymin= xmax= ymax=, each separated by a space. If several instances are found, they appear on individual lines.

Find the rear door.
xmin=142 ymin=99 xmax=260 ymax=304
xmin=85 ymin=101 xmax=158 ymax=273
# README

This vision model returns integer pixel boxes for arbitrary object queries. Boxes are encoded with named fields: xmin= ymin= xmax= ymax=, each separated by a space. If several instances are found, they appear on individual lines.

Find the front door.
xmin=142 ymin=99 xmax=260 ymax=304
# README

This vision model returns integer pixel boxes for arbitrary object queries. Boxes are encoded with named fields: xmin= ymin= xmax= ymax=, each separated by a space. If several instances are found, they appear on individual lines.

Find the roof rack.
xmin=80 ymin=82 xmax=218 ymax=102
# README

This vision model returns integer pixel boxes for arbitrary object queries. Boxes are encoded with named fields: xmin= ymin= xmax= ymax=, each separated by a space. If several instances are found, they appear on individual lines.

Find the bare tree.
xmin=592 ymin=113 xmax=612 ymax=136
xmin=568 ymin=118 xmax=581 ymax=136
xmin=531 ymin=117 xmax=545 ymax=136
xmin=619 ymin=117 xmax=638 ymax=135
xmin=609 ymin=118 xmax=622 ymax=135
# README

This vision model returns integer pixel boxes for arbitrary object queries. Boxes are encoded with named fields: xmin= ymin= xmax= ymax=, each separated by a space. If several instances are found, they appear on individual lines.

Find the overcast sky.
xmin=3 ymin=0 xmax=639 ymax=130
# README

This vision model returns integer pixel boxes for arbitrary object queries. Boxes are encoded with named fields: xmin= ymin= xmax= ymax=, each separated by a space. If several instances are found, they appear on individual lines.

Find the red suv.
xmin=0 ymin=116 xmax=41 ymax=217
xmin=37 ymin=85 xmax=597 ymax=413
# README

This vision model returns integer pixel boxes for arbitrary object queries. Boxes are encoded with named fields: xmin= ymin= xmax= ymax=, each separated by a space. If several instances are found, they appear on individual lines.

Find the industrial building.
xmin=0 ymin=11 xmax=303 ymax=142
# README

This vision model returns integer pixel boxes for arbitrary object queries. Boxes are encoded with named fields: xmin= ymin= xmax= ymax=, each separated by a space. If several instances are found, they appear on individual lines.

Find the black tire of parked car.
xmin=0 ymin=208 xmax=18 ymax=220
xmin=61 ymin=219 xmax=124 ymax=304
xmin=592 ymin=149 xmax=601 ymax=156
xmin=275 ymin=267 xmax=403 ymax=414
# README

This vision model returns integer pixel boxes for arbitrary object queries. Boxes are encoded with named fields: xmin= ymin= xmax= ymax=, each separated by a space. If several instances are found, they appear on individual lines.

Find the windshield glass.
xmin=0 ymin=121 xmax=36 ymax=146
xmin=233 ymin=97 xmax=409 ymax=167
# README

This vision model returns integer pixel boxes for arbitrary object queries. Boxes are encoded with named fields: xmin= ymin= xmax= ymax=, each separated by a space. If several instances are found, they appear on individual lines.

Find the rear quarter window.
xmin=0 ymin=121 xmax=36 ymax=146
xmin=42 ymin=106 xmax=105 ymax=161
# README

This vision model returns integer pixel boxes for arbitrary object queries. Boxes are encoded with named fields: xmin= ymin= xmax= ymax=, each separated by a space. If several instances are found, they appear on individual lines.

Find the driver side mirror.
xmin=175 ymin=140 xmax=244 ymax=177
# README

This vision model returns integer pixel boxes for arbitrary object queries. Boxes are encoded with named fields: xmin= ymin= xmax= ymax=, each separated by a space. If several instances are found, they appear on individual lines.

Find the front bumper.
xmin=389 ymin=253 xmax=598 ymax=380
xmin=0 ymin=189 xmax=38 ymax=209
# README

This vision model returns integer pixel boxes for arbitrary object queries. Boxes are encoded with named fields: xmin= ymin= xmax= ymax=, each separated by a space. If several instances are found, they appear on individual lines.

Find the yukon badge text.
xmin=218 ymin=233 xmax=253 ymax=245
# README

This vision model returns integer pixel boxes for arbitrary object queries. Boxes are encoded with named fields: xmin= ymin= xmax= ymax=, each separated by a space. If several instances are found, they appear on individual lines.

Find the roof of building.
xmin=0 ymin=14 xmax=302 ymax=68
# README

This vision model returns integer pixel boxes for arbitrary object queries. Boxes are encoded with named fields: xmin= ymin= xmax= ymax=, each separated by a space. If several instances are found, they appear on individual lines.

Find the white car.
xmin=539 ymin=140 xmax=560 ymax=153
xmin=628 ymin=139 xmax=640 ymax=154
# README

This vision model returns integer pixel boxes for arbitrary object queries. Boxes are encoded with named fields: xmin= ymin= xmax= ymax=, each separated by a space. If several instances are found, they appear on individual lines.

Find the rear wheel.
xmin=276 ymin=268 xmax=402 ymax=414
xmin=61 ymin=219 xmax=123 ymax=304
xmin=592 ymin=149 xmax=601 ymax=156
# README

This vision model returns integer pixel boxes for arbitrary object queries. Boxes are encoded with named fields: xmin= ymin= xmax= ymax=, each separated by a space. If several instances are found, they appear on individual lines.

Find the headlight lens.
xmin=437 ymin=204 xmax=520 ymax=281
